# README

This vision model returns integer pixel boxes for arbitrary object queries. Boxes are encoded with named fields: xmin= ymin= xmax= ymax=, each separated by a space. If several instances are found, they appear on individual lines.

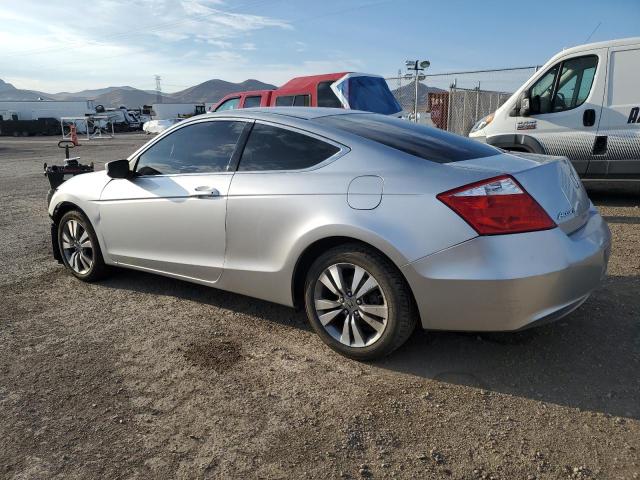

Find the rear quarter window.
xmin=238 ymin=123 xmax=340 ymax=171
xmin=313 ymin=114 xmax=499 ymax=163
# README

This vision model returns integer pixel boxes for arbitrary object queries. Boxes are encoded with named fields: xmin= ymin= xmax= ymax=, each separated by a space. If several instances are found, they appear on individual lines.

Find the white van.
xmin=469 ymin=37 xmax=640 ymax=179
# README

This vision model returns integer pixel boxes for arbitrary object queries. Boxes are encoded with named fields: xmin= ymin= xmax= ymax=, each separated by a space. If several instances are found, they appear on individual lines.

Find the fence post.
xmin=462 ymin=90 xmax=467 ymax=136
xmin=413 ymin=76 xmax=419 ymax=123
xmin=474 ymin=81 xmax=480 ymax=124
xmin=447 ymin=84 xmax=453 ymax=132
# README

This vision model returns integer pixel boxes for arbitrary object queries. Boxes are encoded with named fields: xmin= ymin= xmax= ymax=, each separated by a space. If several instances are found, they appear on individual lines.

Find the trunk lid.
xmin=450 ymin=152 xmax=591 ymax=234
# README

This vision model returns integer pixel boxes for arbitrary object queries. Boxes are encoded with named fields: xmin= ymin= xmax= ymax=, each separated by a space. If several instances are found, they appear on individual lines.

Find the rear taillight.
xmin=437 ymin=175 xmax=556 ymax=235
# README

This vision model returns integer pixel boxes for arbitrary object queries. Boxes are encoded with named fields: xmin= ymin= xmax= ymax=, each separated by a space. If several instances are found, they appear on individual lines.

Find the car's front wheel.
xmin=57 ymin=210 xmax=109 ymax=282
xmin=304 ymin=244 xmax=416 ymax=360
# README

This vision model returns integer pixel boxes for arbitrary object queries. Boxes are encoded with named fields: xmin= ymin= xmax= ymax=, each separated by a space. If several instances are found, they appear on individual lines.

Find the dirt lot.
xmin=0 ymin=134 xmax=638 ymax=480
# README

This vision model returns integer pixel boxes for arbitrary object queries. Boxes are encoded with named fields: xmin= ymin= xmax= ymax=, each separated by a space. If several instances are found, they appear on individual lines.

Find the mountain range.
xmin=0 ymin=78 xmax=277 ymax=107
xmin=391 ymin=81 xmax=445 ymax=111
xmin=0 ymin=77 xmax=443 ymax=110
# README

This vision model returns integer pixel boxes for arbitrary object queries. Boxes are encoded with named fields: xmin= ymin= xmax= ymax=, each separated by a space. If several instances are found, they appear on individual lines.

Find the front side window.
xmin=529 ymin=55 xmax=598 ymax=115
xmin=136 ymin=121 xmax=245 ymax=175
xmin=552 ymin=56 xmax=598 ymax=111
xmin=238 ymin=123 xmax=340 ymax=171
xmin=530 ymin=65 xmax=559 ymax=115
xmin=243 ymin=96 xmax=262 ymax=108
xmin=215 ymin=97 xmax=240 ymax=111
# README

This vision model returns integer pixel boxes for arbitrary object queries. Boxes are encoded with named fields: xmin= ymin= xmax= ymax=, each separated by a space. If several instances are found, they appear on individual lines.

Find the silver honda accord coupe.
xmin=47 ymin=108 xmax=611 ymax=360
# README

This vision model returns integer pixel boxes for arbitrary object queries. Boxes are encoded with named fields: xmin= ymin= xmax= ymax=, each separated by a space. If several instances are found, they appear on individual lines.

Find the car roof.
xmin=199 ymin=107 xmax=364 ymax=121
xmin=277 ymin=72 xmax=349 ymax=93
xmin=546 ymin=36 xmax=640 ymax=64
xmin=179 ymin=108 xmax=382 ymax=152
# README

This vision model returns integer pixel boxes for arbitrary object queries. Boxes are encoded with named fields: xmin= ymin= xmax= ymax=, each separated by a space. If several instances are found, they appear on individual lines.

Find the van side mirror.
xmin=106 ymin=159 xmax=131 ymax=179
xmin=520 ymin=92 xmax=531 ymax=117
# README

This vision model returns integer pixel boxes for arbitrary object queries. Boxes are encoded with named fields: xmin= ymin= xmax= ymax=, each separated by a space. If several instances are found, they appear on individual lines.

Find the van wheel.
xmin=304 ymin=244 xmax=416 ymax=360
xmin=58 ymin=210 xmax=109 ymax=282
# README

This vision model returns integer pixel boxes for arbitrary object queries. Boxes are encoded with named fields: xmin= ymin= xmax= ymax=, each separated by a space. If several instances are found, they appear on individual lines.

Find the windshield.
xmin=314 ymin=114 xmax=500 ymax=163
xmin=334 ymin=76 xmax=402 ymax=115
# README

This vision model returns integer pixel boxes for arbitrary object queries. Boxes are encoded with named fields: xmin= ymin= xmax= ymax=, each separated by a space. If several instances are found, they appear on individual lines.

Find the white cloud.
xmin=0 ymin=0 xmax=363 ymax=94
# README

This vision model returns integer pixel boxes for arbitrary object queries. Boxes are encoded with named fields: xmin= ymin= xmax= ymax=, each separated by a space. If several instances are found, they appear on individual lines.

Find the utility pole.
xmin=154 ymin=75 xmax=162 ymax=104
xmin=404 ymin=60 xmax=430 ymax=122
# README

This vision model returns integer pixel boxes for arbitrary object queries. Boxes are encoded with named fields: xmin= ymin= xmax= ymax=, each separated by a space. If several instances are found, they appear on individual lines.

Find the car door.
xmin=517 ymin=49 xmax=607 ymax=175
xmin=591 ymin=44 xmax=640 ymax=177
xmin=98 ymin=119 xmax=250 ymax=283
xmin=222 ymin=121 xmax=345 ymax=303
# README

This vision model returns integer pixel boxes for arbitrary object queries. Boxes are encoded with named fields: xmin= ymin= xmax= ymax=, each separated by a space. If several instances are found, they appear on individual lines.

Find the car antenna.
xmin=584 ymin=21 xmax=602 ymax=43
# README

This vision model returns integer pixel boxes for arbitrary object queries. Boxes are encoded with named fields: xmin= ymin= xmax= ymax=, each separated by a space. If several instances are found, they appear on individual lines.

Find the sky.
xmin=1 ymin=0 xmax=638 ymax=94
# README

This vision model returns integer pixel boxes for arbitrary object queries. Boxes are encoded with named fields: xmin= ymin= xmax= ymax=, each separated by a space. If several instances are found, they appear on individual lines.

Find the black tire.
xmin=57 ymin=210 xmax=109 ymax=282
xmin=304 ymin=243 xmax=417 ymax=361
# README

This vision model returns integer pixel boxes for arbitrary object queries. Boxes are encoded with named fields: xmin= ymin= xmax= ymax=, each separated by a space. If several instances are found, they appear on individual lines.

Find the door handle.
xmin=583 ymin=109 xmax=596 ymax=127
xmin=192 ymin=186 xmax=220 ymax=198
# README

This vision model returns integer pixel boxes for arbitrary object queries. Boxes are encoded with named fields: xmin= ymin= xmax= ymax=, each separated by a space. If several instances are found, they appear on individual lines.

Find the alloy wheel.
xmin=313 ymin=263 xmax=388 ymax=348
xmin=61 ymin=219 xmax=94 ymax=274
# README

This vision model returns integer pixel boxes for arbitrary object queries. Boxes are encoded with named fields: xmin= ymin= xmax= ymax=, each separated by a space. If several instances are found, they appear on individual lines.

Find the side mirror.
xmin=106 ymin=159 xmax=131 ymax=179
xmin=520 ymin=92 xmax=531 ymax=117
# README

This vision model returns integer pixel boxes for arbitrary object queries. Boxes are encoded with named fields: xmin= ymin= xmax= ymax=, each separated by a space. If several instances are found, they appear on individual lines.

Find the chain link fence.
xmin=386 ymin=66 xmax=539 ymax=135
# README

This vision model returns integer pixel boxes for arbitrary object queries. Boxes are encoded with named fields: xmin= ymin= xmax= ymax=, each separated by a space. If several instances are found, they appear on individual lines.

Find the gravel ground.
xmin=0 ymin=135 xmax=638 ymax=480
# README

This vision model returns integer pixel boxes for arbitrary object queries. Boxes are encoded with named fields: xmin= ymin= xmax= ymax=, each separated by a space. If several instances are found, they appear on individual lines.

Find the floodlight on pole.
xmin=405 ymin=59 xmax=430 ymax=122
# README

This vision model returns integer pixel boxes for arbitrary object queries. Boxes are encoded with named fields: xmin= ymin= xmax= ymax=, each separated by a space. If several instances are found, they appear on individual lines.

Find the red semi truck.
xmin=210 ymin=72 xmax=403 ymax=115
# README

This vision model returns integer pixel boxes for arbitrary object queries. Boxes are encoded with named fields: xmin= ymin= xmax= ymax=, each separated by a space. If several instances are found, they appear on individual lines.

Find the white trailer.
xmin=0 ymin=100 xmax=96 ymax=121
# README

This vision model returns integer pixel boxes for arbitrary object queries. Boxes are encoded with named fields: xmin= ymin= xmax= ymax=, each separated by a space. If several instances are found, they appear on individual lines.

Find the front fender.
xmin=48 ymin=171 xmax=112 ymax=262
xmin=486 ymin=133 xmax=546 ymax=154
xmin=47 ymin=171 xmax=110 ymax=217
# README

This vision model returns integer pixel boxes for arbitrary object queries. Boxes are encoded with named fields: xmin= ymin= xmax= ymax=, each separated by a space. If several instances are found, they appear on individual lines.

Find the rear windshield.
xmin=336 ymin=76 xmax=402 ymax=115
xmin=313 ymin=114 xmax=499 ymax=163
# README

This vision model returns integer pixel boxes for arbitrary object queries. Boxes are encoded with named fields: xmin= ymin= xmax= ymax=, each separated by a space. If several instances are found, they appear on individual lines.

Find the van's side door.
xmin=590 ymin=45 xmax=640 ymax=178
xmin=516 ymin=48 xmax=607 ymax=175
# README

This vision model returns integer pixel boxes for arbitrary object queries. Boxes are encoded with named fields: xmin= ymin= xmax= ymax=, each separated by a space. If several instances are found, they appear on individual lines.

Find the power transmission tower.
xmin=155 ymin=75 xmax=162 ymax=104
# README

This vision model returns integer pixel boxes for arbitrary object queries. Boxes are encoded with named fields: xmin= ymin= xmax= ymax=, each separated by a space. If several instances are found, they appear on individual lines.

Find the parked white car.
xmin=469 ymin=37 xmax=640 ymax=180
xmin=142 ymin=118 xmax=182 ymax=134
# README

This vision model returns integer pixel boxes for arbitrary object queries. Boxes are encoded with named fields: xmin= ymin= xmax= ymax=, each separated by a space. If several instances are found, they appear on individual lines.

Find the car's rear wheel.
xmin=58 ymin=210 xmax=109 ymax=282
xmin=304 ymin=244 xmax=416 ymax=360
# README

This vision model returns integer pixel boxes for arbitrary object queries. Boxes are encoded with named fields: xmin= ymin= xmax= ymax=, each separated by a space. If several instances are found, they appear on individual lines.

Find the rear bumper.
xmin=402 ymin=208 xmax=611 ymax=331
